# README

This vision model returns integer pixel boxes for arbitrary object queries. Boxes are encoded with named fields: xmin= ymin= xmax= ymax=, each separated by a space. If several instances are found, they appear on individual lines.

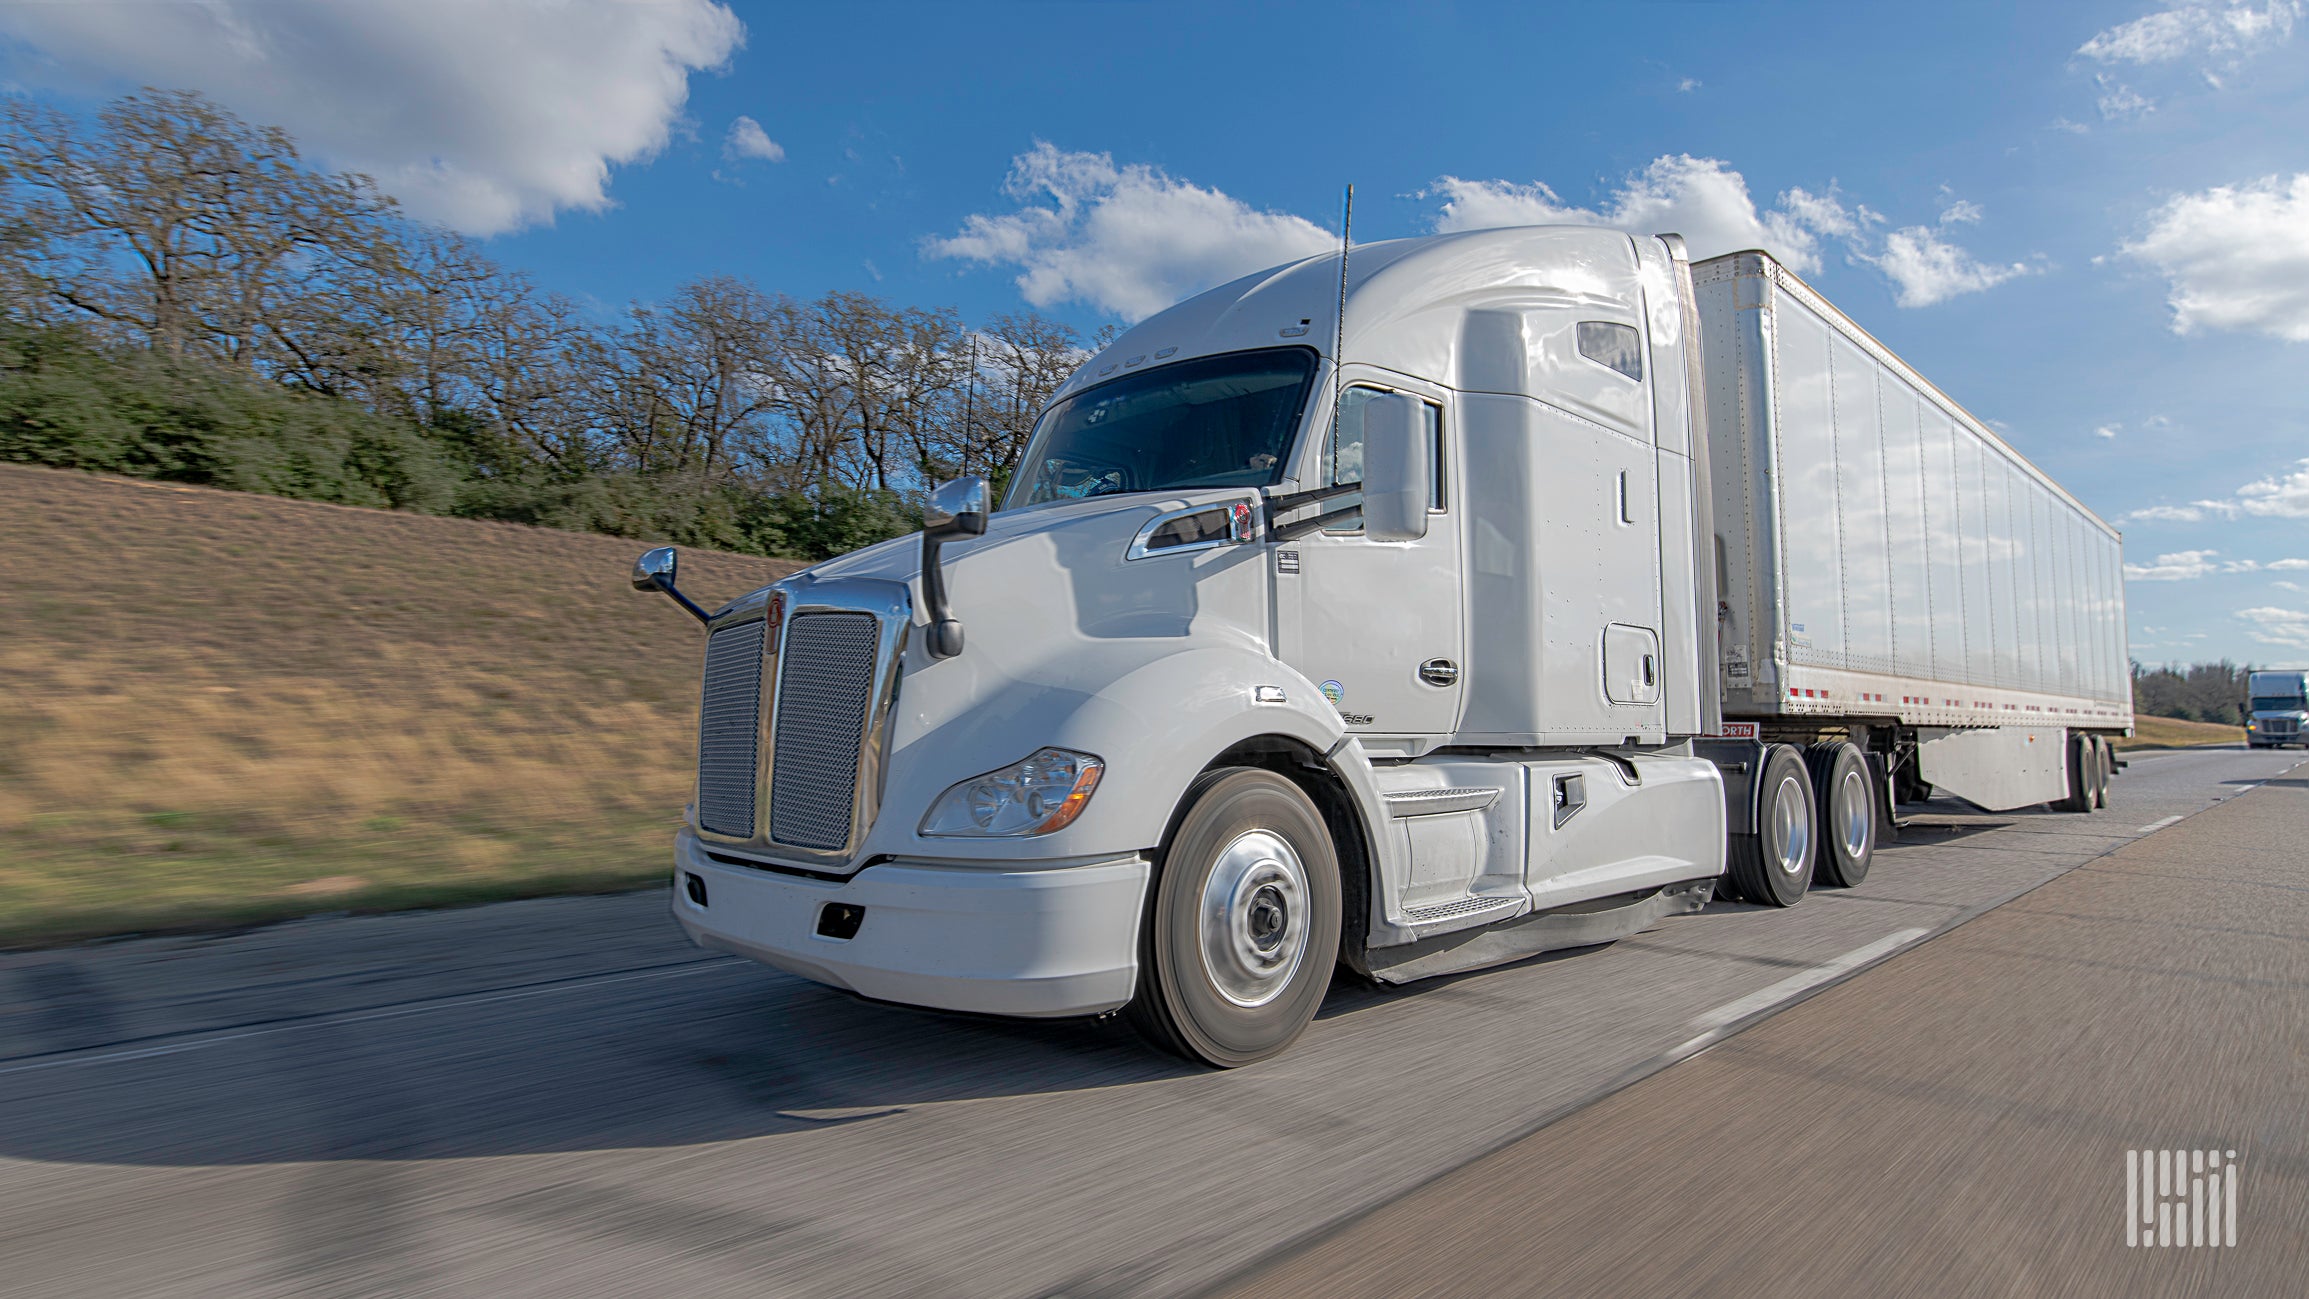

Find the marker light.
xmin=920 ymin=748 xmax=1105 ymax=838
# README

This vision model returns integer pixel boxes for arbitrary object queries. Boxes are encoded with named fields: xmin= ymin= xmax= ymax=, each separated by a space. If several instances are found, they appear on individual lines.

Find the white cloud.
xmin=2095 ymin=75 xmax=2157 ymax=119
xmin=2078 ymin=2 xmax=2300 ymax=66
xmin=1427 ymin=156 xmax=1860 ymax=274
xmin=0 ymin=0 xmax=743 ymax=234
xmin=2122 ymin=174 xmax=2309 ymax=339
xmin=1677 ymin=77 xmax=1702 ymax=93
xmin=2236 ymin=604 xmax=2309 ymax=648
xmin=2236 ymin=459 xmax=2309 ymax=517
xmin=723 ymin=116 xmax=784 ymax=164
xmin=2270 ymin=558 xmax=2309 ymax=570
xmin=2125 ymin=503 xmax=2220 ymax=522
xmin=1429 ymin=159 xmax=2028 ymax=309
xmin=2275 ymin=580 xmax=2306 ymax=592
xmin=2096 ymin=424 xmax=2122 ymax=439
xmin=2126 ymin=549 xmax=2224 ymax=580
xmin=925 ymin=142 xmax=1335 ymax=321
xmin=1858 ymin=225 xmax=2036 ymax=307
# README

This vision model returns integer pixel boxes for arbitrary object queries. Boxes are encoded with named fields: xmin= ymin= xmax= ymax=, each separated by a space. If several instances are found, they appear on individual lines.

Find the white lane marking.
xmin=2135 ymin=815 xmax=2185 ymax=834
xmin=1691 ymin=928 xmax=1931 ymax=1031
xmin=0 ymin=958 xmax=740 ymax=1080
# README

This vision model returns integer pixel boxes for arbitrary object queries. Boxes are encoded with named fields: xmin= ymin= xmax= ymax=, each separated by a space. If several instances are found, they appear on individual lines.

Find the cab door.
xmin=1276 ymin=380 xmax=1463 ymax=749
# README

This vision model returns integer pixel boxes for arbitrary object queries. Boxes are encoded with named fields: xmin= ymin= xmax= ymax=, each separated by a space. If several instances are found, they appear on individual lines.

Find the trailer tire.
xmin=1725 ymin=745 xmax=1816 ymax=907
xmin=1127 ymin=767 xmax=1341 ymax=1068
xmin=2057 ymin=733 xmax=2094 ymax=813
xmin=1807 ymin=742 xmax=1874 ymax=888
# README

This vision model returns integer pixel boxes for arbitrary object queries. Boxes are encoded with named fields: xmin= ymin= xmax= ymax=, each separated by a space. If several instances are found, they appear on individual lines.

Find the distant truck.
xmin=634 ymin=229 xmax=2132 ymax=1066
xmin=2247 ymin=669 xmax=2309 ymax=748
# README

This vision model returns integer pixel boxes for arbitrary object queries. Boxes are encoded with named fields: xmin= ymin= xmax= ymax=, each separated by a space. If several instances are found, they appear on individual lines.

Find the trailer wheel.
xmin=1726 ymin=745 xmax=1816 ymax=907
xmin=2056 ymin=733 xmax=2094 ymax=813
xmin=1807 ymin=742 xmax=1875 ymax=887
xmin=1127 ymin=767 xmax=1341 ymax=1068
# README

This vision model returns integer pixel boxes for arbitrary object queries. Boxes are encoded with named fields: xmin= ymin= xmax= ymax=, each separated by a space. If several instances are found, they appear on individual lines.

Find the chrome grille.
xmin=696 ymin=621 xmax=767 ymax=838
xmin=769 ymin=612 xmax=880 ymax=851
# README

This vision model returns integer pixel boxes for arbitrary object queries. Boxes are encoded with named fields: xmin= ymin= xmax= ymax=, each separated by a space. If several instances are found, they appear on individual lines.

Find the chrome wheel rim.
xmin=1198 ymin=829 xmax=1309 ymax=1008
xmin=1772 ymin=774 xmax=1811 ymax=876
xmin=1837 ymin=767 xmax=1872 ymax=860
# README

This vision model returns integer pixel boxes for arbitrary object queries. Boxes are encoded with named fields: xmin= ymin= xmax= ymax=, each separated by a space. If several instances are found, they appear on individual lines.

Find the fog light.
xmin=684 ymin=873 xmax=709 ymax=907
xmin=816 ymin=903 xmax=864 ymax=940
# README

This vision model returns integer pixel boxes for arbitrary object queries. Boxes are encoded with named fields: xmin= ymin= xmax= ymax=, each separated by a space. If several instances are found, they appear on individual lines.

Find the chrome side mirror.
xmin=923 ymin=476 xmax=990 ymax=538
xmin=921 ymin=475 xmax=990 ymax=659
xmin=632 ymin=546 xmax=678 ymax=591
xmin=1359 ymin=391 xmax=1429 ymax=542
xmin=631 ymin=545 xmax=708 ymax=624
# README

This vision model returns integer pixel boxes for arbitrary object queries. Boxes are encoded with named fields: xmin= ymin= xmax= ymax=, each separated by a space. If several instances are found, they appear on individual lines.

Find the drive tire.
xmin=1807 ymin=742 xmax=1875 ymax=888
xmin=2057 ymin=732 xmax=2094 ymax=813
xmin=2090 ymin=736 xmax=2112 ymax=810
xmin=1127 ymin=767 xmax=1341 ymax=1068
xmin=1725 ymin=744 xmax=1816 ymax=907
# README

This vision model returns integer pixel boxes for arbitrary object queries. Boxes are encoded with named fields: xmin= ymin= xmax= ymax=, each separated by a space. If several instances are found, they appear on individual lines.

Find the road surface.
xmin=0 ymin=745 xmax=2298 ymax=1297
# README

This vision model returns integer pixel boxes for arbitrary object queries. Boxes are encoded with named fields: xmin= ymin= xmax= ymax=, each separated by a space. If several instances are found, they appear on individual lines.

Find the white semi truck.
xmin=634 ymin=228 xmax=2132 ymax=1066
xmin=2247 ymin=669 xmax=2309 ymax=748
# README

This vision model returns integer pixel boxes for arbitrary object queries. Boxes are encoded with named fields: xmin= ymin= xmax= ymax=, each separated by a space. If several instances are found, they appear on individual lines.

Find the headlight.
xmin=920 ymin=748 xmax=1104 ymax=838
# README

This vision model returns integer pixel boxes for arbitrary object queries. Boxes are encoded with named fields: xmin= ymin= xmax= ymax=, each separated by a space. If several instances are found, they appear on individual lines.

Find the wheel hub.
xmin=1772 ymin=774 xmax=1811 ymax=875
xmin=1836 ymin=767 xmax=1871 ymax=859
xmin=1198 ymin=830 xmax=1310 ymax=1008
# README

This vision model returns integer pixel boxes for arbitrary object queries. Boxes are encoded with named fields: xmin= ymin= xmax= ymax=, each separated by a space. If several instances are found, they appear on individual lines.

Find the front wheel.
xmin=1127 ymin=767 xmax=1341 ymax=1067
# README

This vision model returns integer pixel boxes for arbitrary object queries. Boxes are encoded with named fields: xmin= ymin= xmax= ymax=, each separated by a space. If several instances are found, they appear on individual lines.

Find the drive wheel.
xmin=1128 ymin=768 xmax=1341 ymax=1067
xmin=1807 ymin=742 xmax=1875 ymax=888
xmin=2056 ymin=732 xmax=2094 ymax=813
xmin=1726 ymin=744 xmax=1816 ymax=907
xmin=2090 ymin=736 xmax=2112 ymax=810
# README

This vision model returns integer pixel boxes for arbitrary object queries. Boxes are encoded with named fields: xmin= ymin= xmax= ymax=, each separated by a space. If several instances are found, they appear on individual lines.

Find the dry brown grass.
xmin=2113 ymin=714 xmax=2244 ymax=750
xmin=0 ymin=464 xmax=798 ymax=946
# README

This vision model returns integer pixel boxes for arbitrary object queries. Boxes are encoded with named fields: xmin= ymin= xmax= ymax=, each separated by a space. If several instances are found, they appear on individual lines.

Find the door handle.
xmin=1419 ymin=658 xmax=1460 ymax=687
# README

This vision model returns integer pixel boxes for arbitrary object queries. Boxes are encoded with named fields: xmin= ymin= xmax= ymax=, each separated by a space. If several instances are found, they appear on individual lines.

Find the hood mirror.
xmin=921 ymin=475 xmax=989 ymax=659
xmin=631 ymin=545 xmax=709 ymax=624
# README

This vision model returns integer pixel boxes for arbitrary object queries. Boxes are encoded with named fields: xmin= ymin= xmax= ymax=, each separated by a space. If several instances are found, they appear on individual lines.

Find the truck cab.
xmin=2247 ymin=670 xmax=2309 ymax=748
xmin=640 ymin=227 xmax=1732 ymax=1065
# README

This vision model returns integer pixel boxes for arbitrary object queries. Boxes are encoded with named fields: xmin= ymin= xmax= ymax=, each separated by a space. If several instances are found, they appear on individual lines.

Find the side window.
xmin=1328 ymin=386 xmax=1446 ymax=531
xmin=1577 ymin=321 xmax=1643 ymax=381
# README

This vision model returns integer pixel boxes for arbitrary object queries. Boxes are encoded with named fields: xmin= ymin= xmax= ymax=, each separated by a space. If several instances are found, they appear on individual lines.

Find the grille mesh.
xmin=770 ymin=613 xmax=881 ymax=851
xmin=696 ymin=621 xmax=766 ymax=838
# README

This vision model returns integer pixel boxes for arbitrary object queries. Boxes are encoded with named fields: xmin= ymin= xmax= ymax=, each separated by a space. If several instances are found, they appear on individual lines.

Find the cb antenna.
xmin=1332 ymin=183 xmax=1353 ymax=450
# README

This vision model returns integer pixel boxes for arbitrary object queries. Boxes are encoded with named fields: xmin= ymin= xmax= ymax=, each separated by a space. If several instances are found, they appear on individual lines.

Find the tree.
xmin=0 ymin=89 xmax=396 ymax=370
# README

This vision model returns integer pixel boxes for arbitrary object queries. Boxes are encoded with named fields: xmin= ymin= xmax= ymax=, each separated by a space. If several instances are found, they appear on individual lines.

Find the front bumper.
xmin=672 ymin=830 xmax=1149 ymax=1018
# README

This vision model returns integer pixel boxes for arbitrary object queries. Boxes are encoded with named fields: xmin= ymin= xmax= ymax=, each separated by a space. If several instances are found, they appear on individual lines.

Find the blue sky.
xmin=4 ymin=1 xmax=2306 ymax=664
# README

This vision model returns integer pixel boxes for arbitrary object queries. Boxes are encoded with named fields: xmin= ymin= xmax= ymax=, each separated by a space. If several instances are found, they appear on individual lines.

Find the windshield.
xmin=2251 ymin=695 xmax=2307 ymax=712
xmin=1004 ymin=348 xmax=1318 ymax=509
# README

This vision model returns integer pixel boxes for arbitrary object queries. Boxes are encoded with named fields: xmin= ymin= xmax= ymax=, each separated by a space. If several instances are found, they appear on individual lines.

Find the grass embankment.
xmin=2113 ymin=715 xmax=2245 ymax=750
xmin=0 ymin=464 xmax=798 ymax=947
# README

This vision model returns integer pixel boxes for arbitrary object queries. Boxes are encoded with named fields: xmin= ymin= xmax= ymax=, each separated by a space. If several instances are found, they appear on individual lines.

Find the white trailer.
xmin=634 ymin=226 xmax=2132 ymax=1066
xmin=1692 ymin=252 xmax=2130 ymax=892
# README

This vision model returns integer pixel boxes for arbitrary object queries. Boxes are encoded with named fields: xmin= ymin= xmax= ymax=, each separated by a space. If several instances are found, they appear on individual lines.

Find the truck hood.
xmin=782 ymin=487 xmax=1269 ymax=642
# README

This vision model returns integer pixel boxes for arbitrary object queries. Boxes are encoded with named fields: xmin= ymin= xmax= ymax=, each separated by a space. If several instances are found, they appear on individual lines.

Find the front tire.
xmin=1128 ymin=768 xmax=1341 ymax=1067
xmin=1726 ymin=744 xmax=1816 ymax=907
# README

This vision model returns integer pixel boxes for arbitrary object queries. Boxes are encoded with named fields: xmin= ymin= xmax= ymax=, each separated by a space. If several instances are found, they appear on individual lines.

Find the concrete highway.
xmin=1 ymin=745 xmax=2299 ymax=1297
